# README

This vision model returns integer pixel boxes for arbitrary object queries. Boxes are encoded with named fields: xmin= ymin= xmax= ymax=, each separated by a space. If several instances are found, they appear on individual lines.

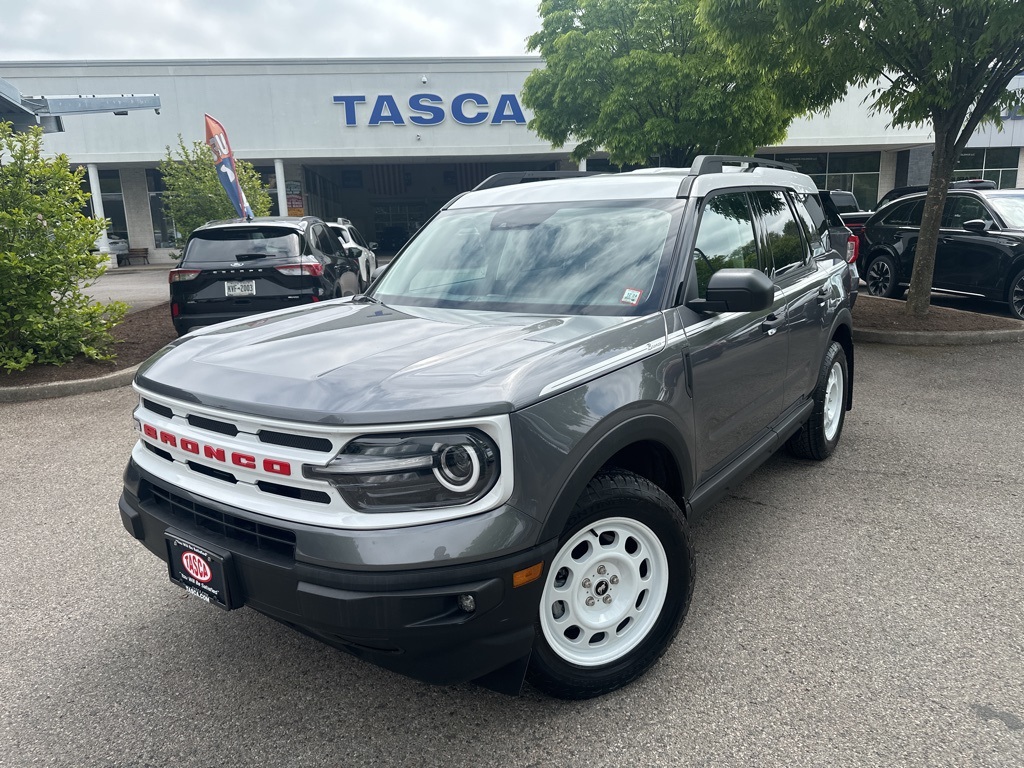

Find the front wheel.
xmin=788 ymin=340 xmax=848 ymax=460
xmin=1008 ymin=268 xmax=1024 ymax=321
xmin=527 ymin=470 xmax=694 ymax=699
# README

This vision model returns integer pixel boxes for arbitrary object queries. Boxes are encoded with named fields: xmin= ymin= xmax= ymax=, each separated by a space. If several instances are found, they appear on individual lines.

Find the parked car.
xmin=860 ymin=188 xmax=1024 ymax=319
xmin=121 ymin=156 xmax=855 ymax=699
xmin=169 ymin=216 xmax=362 ymax=336
xmin=326 ymin=218 xmax=377 ymax=286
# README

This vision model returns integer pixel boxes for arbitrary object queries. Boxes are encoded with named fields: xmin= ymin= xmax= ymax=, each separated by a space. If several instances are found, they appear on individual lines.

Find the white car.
xmin=327 ymin=219 xmax=377 ymax=289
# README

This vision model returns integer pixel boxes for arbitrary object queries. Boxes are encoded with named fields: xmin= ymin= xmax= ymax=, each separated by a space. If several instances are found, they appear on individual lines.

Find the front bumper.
xmin=119 ymin=460 xmax=556 ymax=687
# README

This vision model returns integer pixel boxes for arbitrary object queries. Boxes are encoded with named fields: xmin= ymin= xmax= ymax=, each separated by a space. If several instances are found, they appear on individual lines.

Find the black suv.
xmin=170 ymin=217 xmax=363 ymax=336
xmin=860 ymin=188 xmax=1024 ymax=319
xmin=121 ymin=156 xmax=855 ymax=699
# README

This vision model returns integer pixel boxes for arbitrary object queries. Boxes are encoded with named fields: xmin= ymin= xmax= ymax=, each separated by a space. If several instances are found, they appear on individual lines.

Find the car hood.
xmin=136 ymin=300 xmax=666 ymax=425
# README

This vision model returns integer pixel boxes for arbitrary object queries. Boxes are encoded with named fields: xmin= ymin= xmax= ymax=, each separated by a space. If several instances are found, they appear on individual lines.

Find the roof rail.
xmin=472 ymin=170 xmax=600 ymax=191
xmin=687 ymin=155 xmax=797 ymax=175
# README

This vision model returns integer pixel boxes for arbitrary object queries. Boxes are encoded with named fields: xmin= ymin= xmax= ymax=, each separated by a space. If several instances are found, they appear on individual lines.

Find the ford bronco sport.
xmin=119 ymin=156 xmax=855 ymax=699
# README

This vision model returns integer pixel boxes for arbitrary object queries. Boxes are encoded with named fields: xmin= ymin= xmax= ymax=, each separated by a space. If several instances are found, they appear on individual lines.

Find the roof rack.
xmin=687 ymin=155 xmax=797 ymax=175
xmin=472 ymin=170 xmax=600 ymax=191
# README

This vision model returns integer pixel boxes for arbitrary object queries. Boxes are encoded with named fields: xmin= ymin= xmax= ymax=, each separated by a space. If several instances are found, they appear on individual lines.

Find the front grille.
xmin=145 ymin=482 xmax=296 ymax=560
xmin=259 ymin=430 xmax=333 ymax=453
xmin=187 ymin=414 xmax=238 ymax=436
xmin=142 ymin=398 xmax=173 ymax=418
xmin=257 ymin=481 xmax=331 ymax=504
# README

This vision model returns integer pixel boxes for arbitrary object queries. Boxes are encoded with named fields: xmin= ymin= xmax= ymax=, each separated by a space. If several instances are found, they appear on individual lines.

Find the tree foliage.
xmin=159 ymin=136 xmax=271 ymax=246
xmin=522 ymin=0 xmax=798 ymax=167
xmin=0 ymin=123 xmax=128 ymax=372
xmin=699 ymin=0 xmax=1024 ymax=316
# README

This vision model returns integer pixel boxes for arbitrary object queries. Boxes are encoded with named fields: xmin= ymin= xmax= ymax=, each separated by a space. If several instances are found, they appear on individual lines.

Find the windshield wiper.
xmin=233 ymin=252 xmax=274 ymax=261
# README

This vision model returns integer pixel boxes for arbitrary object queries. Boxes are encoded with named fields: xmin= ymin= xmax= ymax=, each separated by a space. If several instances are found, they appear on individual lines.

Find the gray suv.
xmin=119 ymin=156 xmax=855 ymax=699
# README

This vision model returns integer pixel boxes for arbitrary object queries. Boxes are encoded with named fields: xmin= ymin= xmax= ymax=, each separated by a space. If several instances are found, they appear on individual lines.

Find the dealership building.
xmin=3 ymin=58 xmax=1022 ymax=263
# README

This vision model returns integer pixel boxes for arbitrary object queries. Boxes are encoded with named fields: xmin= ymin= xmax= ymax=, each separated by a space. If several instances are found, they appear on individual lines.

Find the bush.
xmin=0 ymin=123 xmax=128 ymax=372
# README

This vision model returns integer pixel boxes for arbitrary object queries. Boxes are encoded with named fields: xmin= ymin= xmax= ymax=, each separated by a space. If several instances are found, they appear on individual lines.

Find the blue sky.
xmin=0 ymin=0 xmax=543 ymax=60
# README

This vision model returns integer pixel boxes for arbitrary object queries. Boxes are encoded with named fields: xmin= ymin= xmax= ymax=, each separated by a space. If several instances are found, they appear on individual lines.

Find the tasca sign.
xmin=333 ymin=93 xmax=527 ymax=126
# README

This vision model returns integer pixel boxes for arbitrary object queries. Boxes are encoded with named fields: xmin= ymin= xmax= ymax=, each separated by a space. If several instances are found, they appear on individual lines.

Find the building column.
xmin=877 ymin=150 xmax=898 ymax=203
xmin=1017 ymin=148 xmax=1024 ymax=189
xmin=274 ymin=159 xmax=288 ymax=216
xmin=120 ymin=167 xmax=157 ymax=252
xmin=578 ymin=158 xmax=587 ymax=172
xmin=87 ymin=164 xmax=116 ymax=269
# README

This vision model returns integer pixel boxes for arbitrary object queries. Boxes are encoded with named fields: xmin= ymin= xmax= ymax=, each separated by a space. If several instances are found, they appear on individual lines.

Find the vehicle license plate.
xmin=225 ymin=280 xmax=256 ymax=297
xmin=165 ymin=533 xmax=236 ymax=610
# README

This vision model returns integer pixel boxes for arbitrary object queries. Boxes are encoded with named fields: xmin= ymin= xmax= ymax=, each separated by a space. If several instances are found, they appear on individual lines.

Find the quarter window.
xmin=692 ymin=192 xmax=759 ymax=298
xmin=882 ymin=200 xmax=924 ymax=227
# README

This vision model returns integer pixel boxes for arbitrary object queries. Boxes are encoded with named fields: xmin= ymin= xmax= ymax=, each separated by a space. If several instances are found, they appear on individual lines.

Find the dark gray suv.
xmin=119 ymin=156 xmax=855 ymax=699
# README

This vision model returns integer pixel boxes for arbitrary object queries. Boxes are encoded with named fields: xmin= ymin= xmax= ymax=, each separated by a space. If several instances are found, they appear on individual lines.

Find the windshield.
xmin=986 ymin=192 xmax=1024 ymax=229
xmin=184 ymin=226 xmax=303 ymax=264
xmin=371 ymin=201 xmax=678 ymax=315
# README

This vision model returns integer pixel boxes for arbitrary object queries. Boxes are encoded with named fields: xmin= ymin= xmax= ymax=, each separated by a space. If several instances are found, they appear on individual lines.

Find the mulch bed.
xmin=1 ymin=304 xmax=177 ymax=388
xmin=1 ymin=295 xmax=1021 ymax=389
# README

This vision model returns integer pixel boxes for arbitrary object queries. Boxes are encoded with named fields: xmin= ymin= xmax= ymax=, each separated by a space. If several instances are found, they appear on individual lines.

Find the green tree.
xmin=699 ymin=0 xmax=1024 ymax=317
xmin=522 ymin=0 xmax=797 ymax=167
xmin=159 ymin=135 xmax=271 ymax=246
xmin=0 ymin=123 xmax=128 ymax=372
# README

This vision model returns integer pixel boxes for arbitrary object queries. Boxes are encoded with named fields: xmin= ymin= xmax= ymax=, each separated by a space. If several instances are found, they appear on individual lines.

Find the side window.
xmin=944 ymin=196 xmax=992 ymax=229
xmin=883 ymin=200 xmax=924 ymax=227
xmin=752 ymin=190 xmax=811 ymax=274
xmin=692 ymin=192 xmax=760 ymax=299
xmin=350 ymin=227 xmax=370 ymax=249
xmin=793 ymin=193 xmax=830 ymax=258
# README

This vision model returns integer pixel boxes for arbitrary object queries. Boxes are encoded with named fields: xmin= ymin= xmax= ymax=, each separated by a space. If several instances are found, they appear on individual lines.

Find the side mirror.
xmin=371 ymin=263 xmax=390 ymax=280
xmin=346 ymin=246 xmax=361 ymax=259
xmin=686 ymin=268 xmax=775 ymax=313
xmin=368 ymin=241 xmax=379 ymax=251
xmin=962 ymin=219 xmax=990 ymax=233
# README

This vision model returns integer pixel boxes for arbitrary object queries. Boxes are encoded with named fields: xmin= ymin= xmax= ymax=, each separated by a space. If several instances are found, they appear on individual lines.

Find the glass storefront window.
xmin=146 ymin=169 xmax=178 ymax=248
xmin=954 ymin=147 xmax=1020 ymax=189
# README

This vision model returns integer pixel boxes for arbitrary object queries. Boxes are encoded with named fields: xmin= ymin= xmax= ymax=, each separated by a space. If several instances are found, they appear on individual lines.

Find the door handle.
xmin=761 ymin=313 xmax=784 ymax=336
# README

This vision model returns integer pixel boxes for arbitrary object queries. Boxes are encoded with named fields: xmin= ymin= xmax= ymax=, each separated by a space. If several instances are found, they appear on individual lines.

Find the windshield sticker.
xmin=620 ymin=288 xmax=643 ymax=306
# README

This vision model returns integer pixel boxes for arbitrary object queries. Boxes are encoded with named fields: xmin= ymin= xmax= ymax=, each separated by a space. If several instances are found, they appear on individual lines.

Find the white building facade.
xmin=2 ymin=59 xmax=1021 ymax=261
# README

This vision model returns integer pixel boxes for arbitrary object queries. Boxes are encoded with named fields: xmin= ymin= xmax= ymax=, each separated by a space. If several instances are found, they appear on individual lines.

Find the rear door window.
xmin=752 ymin=190 xmax=812 ymax=274
xmin=183 ymin=226 xmax=302 ymax=264
xmin=882 ymin=200 xmax=924 ymax=227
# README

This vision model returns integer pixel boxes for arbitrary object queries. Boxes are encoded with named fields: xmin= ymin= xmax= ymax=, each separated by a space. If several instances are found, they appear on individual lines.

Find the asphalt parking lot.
xmin=2 ymin=340 xmax=1023 ymax=767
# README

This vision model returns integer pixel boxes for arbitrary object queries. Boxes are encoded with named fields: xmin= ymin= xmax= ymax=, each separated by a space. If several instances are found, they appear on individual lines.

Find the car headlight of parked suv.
xmin=305 ymin=429 xmax=500 ymax=512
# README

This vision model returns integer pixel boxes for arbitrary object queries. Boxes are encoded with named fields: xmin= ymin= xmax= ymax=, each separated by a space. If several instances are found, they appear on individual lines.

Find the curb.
xmin=0 ymin=364 xmax=141 ymax=403
xmin=853 ymin=327 xmax=1024 ymax=346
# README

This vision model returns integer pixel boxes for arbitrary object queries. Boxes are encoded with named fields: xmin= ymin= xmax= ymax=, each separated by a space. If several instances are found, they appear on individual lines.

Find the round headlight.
xmin=434 ymin=444 xmax=481 ymax=491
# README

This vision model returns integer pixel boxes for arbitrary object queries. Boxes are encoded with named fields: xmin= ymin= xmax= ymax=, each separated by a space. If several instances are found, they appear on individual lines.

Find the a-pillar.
xmin=87 ymin=163 xmax=115 ymax=269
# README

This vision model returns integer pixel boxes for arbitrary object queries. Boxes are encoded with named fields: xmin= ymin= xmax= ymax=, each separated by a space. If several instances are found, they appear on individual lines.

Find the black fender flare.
xmin=536 ymin=411 xmax=694 ymax=543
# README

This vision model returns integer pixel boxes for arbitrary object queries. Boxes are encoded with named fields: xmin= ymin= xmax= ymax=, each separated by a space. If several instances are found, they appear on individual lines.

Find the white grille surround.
xmin=131 ymin=386 xmax=515 ymax=530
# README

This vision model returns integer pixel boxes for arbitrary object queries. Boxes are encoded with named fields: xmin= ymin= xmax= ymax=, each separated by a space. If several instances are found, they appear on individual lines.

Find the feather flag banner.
xmin=204 ymin=114 xmax=252 ymax=220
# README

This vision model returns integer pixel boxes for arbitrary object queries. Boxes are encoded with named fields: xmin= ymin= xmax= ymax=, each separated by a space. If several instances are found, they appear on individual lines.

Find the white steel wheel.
xmin=540 ymin=516 xmax=669 ymax=667
xmin=527 ymin=470 xmax=694 ymax=699
xmin=823 ymin=360 xmax=845 ymax=442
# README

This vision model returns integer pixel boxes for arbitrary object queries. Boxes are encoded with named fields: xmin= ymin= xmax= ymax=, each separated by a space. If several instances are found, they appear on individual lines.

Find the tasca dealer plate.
xmin=165 ymin=532 xmax=238 ymax=610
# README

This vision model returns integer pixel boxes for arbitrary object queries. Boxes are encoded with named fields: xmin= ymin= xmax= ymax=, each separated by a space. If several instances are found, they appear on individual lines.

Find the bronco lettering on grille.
xmin=141 ymin=423 xmax=292 ymax=476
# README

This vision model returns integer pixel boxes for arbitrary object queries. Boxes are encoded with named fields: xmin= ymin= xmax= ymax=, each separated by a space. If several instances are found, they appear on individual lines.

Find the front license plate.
xmin=165 ymin=533 xmax=236 ymax=610
xmin=225 ymin=280 xmax=256 ymax=297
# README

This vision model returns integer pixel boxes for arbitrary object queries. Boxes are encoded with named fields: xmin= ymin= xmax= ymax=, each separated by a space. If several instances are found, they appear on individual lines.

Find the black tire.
xmin=1008 ymin=268 xmax=1024 ymax=321
xmin=865 ymin=253 xmax=902 ymax=298
xmin=334 ymin=271 xmax=360 ymax=299
xmin=788 ymin=340 xmax=848 ymax=460
xmin=526 ymin=470 xmax=694 ymax=700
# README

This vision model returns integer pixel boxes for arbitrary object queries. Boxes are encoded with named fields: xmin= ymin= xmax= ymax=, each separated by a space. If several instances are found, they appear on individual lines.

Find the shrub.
xmin=0 ymin=123 xmax=128 ymax=372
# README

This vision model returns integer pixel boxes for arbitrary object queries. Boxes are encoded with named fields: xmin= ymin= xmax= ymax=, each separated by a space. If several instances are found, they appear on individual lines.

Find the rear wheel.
xmin=1008 ymin=268 xmax=1024 ymax=321
xmin=527 ymin=470 xmax=694 ymax=699
xmin=334 ymin=271 xmax=360 ymax=299
xmin=865 ymin=254 xmax=902 ymax=298
xmin=788 ymin=340 xmax=848 ymax=460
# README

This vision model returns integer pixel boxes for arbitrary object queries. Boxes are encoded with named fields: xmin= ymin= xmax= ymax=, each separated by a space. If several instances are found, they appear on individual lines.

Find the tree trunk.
xmin=904 ymin=121 xmax=958 ymax=317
